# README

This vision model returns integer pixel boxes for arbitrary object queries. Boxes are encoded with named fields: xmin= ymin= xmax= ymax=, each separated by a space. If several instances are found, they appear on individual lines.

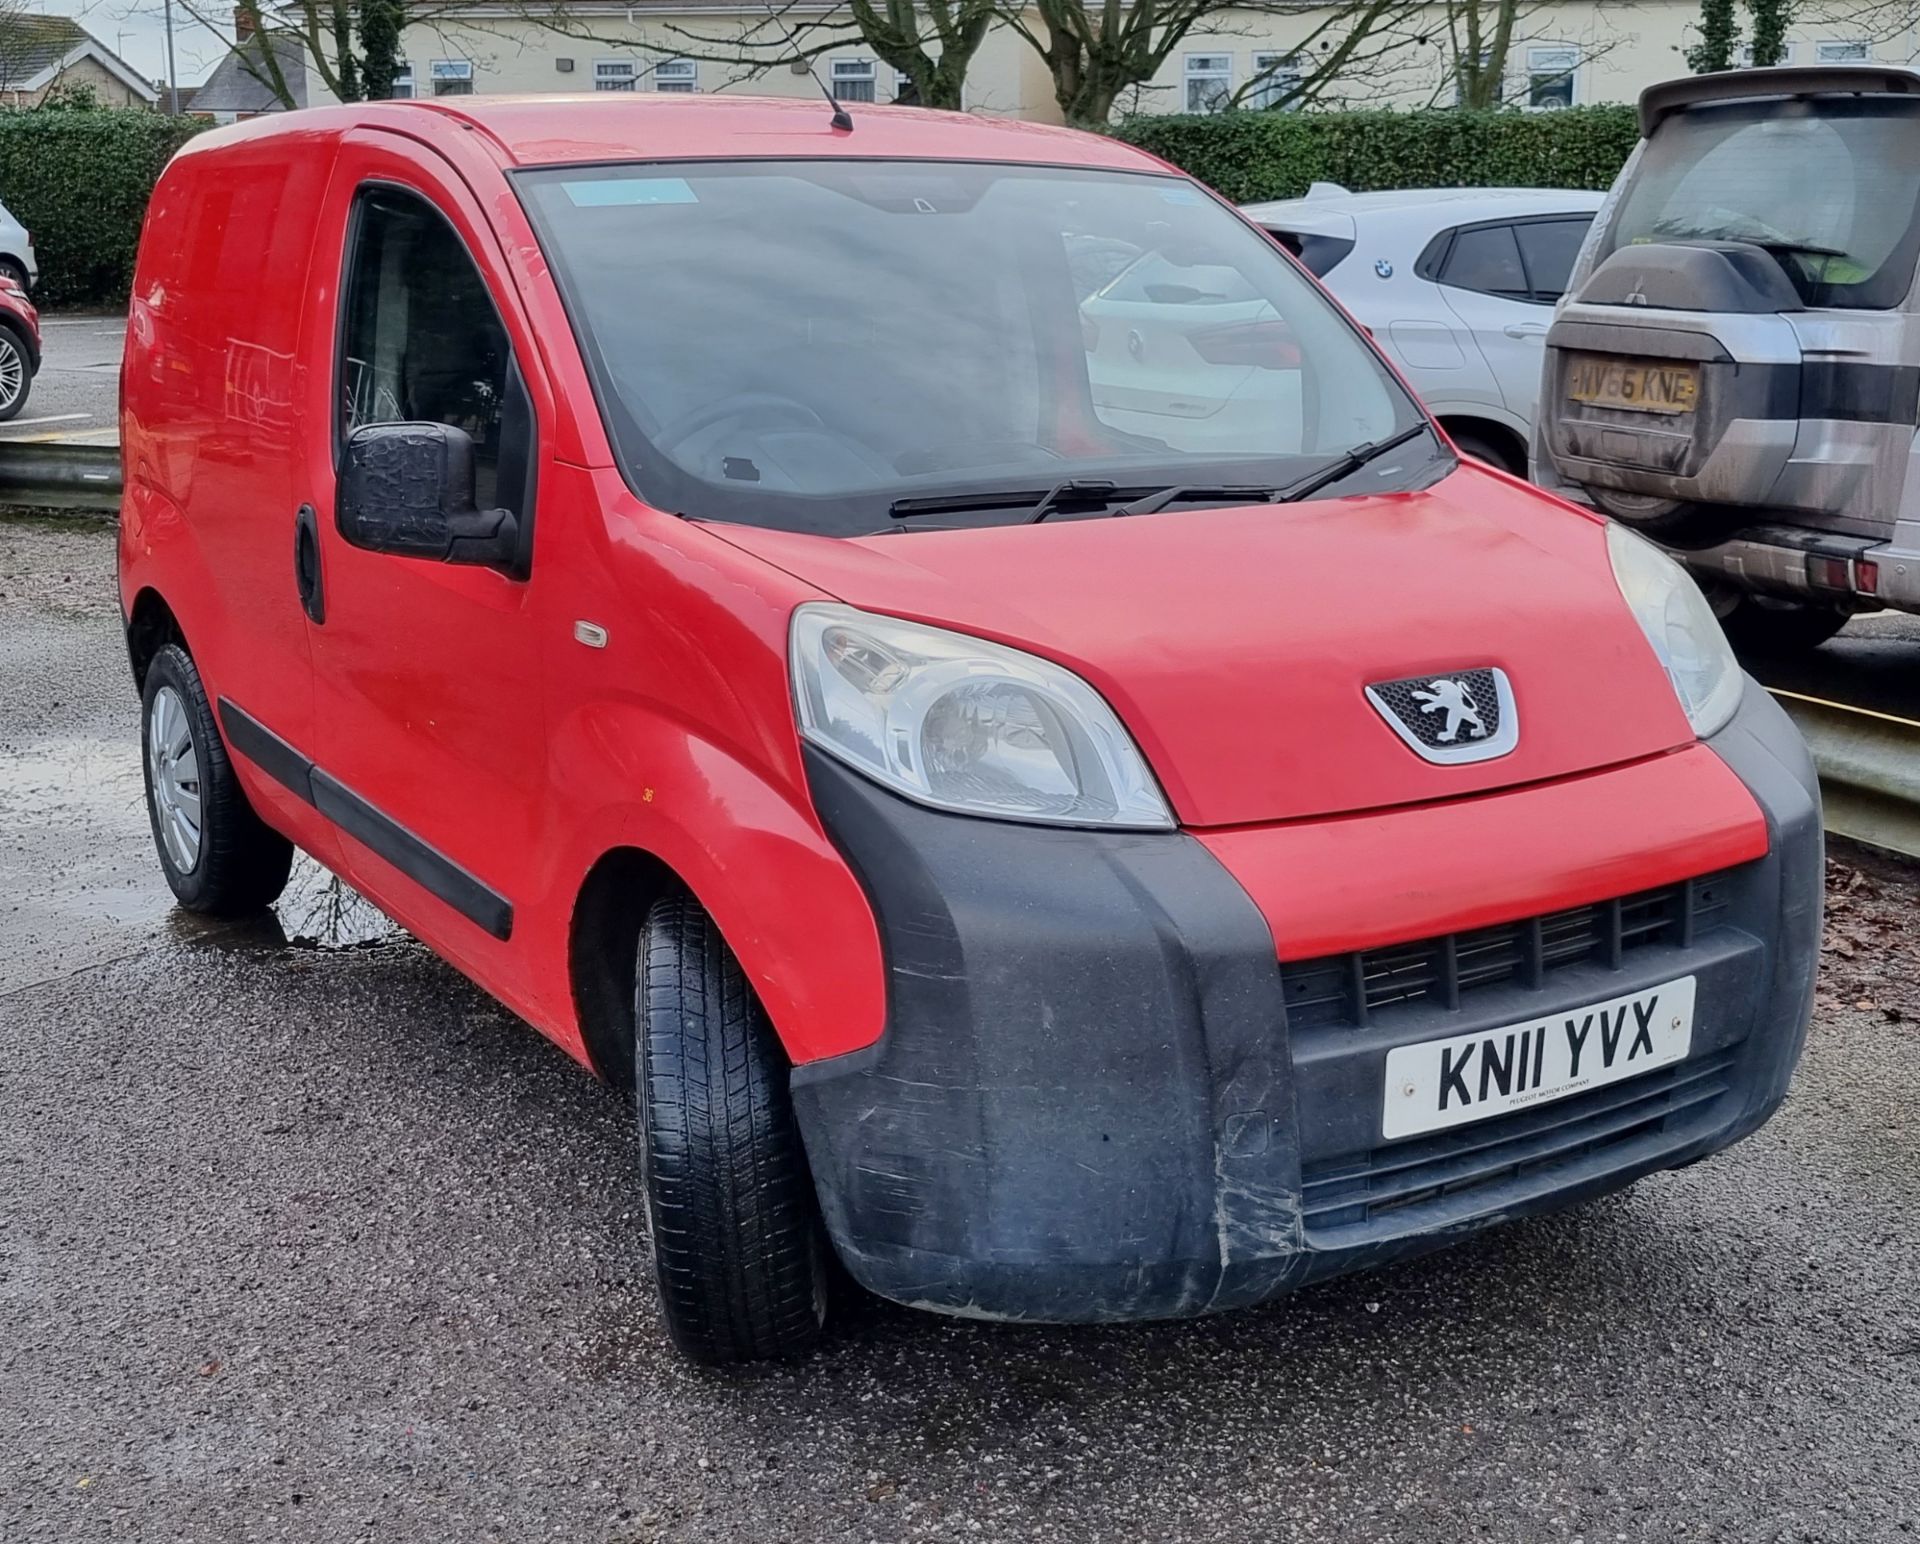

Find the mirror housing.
xmin=337 ymin=422 xmax=520 ymax=570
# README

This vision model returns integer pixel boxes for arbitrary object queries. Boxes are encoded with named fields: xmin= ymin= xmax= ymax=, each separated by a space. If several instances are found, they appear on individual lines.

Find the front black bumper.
xmin=791 ymin=680 xmax=1821 ymax=1322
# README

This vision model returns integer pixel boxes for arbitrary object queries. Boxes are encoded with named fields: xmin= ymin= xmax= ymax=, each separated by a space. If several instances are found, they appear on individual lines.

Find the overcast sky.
xmin=38 ymin=0 xmax=236 ymax=89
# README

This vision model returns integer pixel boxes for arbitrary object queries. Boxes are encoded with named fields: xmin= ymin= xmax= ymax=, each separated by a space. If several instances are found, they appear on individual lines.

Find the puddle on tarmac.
xmin=0 ymin=728 xmax=404 ymax=971
xmin=171 ymin=855 xmax=404 ymax=953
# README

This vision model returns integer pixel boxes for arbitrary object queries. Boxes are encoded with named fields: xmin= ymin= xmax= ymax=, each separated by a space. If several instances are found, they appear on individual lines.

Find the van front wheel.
xmin=633 ymin=894 xmax=829 ymax=1364
xmin=140 ymin=643 xmax=293 ymax=914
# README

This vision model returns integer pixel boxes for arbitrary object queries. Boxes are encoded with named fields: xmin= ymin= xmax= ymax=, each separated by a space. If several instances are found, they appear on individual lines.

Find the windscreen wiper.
xmin=1270 ymin=424 xmax=1434 ymax=506
xmin=1111 ymin=484 xmax=1281 ymax=518
xmin=890 ymin=479 xmax=1153 ymax=523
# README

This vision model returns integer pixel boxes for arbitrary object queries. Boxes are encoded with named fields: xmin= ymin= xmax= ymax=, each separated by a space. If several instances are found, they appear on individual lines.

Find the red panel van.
xmin=120 ymin=97 xmax=1821 ymax=1363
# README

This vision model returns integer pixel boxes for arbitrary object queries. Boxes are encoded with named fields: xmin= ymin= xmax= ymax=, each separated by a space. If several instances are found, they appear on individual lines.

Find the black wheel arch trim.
xmin=216 ymin=696 xmax=513 ymax=940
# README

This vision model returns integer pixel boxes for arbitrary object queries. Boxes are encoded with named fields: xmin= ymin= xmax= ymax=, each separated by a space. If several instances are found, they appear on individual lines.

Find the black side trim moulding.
xmin=216 ymin=697 xmax=514 ymax=941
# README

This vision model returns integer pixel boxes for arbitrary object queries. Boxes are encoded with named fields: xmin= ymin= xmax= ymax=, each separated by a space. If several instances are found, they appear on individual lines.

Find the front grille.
xmin=1367 ymin=668 xmax=1504 ymax=750
xmin=1280 ymin=873 xmax=1732 ymax=1032
xmin=1300 ymin=1047 xmax=1739 ymax=1238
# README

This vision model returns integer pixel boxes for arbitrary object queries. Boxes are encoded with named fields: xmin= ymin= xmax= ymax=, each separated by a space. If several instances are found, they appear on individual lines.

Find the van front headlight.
xmin=790 ymin=603 xmax=1174 ymax=829
xmin=1606 ymin=522 xmax=1744 ymax=738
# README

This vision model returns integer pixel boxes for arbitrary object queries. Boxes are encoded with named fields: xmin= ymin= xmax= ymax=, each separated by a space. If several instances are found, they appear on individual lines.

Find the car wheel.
xmin=140 ymin=643 xmax=294 ymax=913
xmin=0 ymin=259 xmax=28 ymax=291
xmin=634 ymin=893 xmax=829 ymax=1364
xmin=1584 ymin=486 xmax=1741 ymax=547
xmin=1716 ymin=595 xmax=1851 ymax=656
xmin=1448 ymin=429 xmax=1523 ymax=476
xmin=0 ymin=325 xmax=32 ymax=422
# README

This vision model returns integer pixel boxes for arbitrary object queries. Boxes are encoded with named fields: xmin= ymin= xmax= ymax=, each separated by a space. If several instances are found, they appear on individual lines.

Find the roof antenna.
xmin=761 ymin=1 xmax=852 ymax=130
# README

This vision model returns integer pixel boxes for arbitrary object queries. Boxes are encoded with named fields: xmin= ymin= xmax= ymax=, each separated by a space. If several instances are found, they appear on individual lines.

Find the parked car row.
xmin=1242 ymin=184 xmax=1604 ymax=475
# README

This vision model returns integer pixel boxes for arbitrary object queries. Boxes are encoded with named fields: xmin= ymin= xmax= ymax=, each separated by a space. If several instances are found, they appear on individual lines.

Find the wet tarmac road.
xmin=1750 ymin=609 xmax=1920 ymax=723
xmin=3 ymin=517 xmax=1919 ymax=1542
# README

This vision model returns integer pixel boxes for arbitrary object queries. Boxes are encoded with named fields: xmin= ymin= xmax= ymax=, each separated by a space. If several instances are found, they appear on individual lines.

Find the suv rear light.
xmin=1807 ymin=555 xmax=1852 ymax=592
xmin=1190 ymin=319 xmax=1301 ymax=370
xmin=1857 ymin=559 xmax=1880 ymax=595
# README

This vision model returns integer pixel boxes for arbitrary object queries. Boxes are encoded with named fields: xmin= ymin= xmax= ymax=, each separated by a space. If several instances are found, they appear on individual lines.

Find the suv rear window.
xmin=1604 ymin=95 xmax=1920 ymax=309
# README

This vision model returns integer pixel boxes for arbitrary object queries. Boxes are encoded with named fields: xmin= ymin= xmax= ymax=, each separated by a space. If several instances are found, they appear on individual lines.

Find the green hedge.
xmin=0 ymin=109 xmax=206 ymax=307
xmin=1114 ymin=106 xmax=1641 ymax=206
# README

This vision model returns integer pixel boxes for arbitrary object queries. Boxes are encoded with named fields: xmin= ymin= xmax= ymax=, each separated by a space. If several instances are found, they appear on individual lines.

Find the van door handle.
xmin=293 ymin=504 xmax=326 ymax=624
xmin=1504 ymin=321 xmax=1550 ymax=340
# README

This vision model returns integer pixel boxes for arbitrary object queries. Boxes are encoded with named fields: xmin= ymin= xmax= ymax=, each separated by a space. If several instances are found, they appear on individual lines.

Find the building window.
xmin=1526 ymin=45 xmax=1578 ymax=109
xmin=654 ymin=58 xmax=698 ymax=92
xmin=1184 ymin=53 xmax=1231 ymax=113
xmin=1816 ymin=39 xmax=1870 ymax=62
xmin=1737 ymin=41 xmax=1798 ymax=65
xmin=388 ymin=61 xmax=414 ymax=99
xmin=1249 ymin=52 xmax=1303 ymax=110
xmin=594 ymin=59 xmax=637 ymax=91
xmin=831 ymin=57 xmax=876 ymax=103
xmin=430 ymin=60 xmax=473 ymax=97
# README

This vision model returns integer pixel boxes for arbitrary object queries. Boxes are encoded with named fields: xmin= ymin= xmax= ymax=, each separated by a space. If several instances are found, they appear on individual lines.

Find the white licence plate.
xmin=1382 ymin=976 xmax=1696 ymax=1141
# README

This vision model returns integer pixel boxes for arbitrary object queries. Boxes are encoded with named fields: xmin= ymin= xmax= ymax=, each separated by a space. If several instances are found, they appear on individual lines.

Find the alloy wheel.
xmin=147 ymin=685 xmax=203 ymax=873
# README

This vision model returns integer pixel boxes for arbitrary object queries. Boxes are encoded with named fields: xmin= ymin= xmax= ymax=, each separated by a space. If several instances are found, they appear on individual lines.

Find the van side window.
xmin=340 ymin=188 xmax=514 ymax=509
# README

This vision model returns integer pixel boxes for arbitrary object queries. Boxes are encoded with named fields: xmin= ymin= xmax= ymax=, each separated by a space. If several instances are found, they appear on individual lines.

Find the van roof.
xmin=192 ymin=94 xmax=1169 ymax=175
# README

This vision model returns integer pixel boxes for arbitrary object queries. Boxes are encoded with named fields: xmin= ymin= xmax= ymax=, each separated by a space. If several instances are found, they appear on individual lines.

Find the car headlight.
xmin=1606 ymin=521 xmax=1744 ymax=738
xmin=790 ymin=603 xmax=1174 ymax=829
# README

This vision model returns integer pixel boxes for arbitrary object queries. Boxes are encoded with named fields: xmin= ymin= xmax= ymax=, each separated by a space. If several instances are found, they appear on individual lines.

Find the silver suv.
xmin=1535 ymin=67 xmax=1920 ymax=651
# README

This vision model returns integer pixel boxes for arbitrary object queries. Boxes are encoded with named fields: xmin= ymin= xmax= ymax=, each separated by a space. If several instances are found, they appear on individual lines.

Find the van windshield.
xmin=1604 ymin=95 xmax=1920 ymax=309
xmin=515 ymin=160 xmax=1431 ymax=535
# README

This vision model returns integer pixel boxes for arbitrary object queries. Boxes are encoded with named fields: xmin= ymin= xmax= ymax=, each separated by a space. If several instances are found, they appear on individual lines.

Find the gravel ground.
xmin=2 ymin=517 xmax=1918 ymax=1542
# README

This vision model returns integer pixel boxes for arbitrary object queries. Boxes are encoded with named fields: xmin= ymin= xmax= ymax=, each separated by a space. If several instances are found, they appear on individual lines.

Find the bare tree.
xmin=638 ymin=0 xmax=993 ymax=112
xmin=998 ymin=0 xmax=1434 ymax=126
xmin=1420 ymin=0 xmax=1630 ymax=110
xmin=655 ymin=0 xmax=1434 ymax=124
xmin=173 ymin=0 xmax=506 ymax=106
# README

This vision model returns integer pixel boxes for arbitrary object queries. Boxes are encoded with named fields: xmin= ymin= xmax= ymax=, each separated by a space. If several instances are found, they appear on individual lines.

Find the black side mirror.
xmin=338 ymin=422 xmax=520 ymax=570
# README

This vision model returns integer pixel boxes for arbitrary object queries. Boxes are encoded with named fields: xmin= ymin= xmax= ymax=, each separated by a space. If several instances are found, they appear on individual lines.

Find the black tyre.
xmin=140 ymin=643 xmax=294 ymax=914
xmin=0 ymin=323 xmax=32 ymax=422
xmin=0 ymin=258 xmax=27 ymax=290
xmin=634 ymin=894 xmax=829 ymax=1364
xmin=1585 ymin=486 xmax=1741 ymax=547
xmin=1448 ymin=428 xmax=1523 ymax=476
xmin=1717 ymin=595 xmax=1851 ymax=656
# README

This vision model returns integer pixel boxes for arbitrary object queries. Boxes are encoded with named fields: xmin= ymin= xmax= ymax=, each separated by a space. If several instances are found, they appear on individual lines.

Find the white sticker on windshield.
xmin=563 ymin=177 xmax=699 ymax=208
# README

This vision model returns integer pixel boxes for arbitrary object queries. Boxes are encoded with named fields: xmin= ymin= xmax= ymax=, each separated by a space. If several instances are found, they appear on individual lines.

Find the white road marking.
xmin=5 ymin=428 xmax=118 ymax=445
xmin=0 ymin=412 xmax=89 ymax=429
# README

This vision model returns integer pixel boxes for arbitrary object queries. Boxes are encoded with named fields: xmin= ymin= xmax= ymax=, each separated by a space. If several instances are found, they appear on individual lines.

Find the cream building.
xmin=283 ymin=0 xmax=1907 ymax=124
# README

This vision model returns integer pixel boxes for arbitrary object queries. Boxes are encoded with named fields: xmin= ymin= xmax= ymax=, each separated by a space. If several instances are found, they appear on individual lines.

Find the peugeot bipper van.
xmin=1537 ymin=67 xmax=1920 ymax=652
xmin=122 ymin=97 xmax=1821 ymax=1364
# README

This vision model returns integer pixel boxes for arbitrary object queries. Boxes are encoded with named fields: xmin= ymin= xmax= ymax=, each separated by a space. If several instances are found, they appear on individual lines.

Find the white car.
xmin=0 ymin=199 xmax=37 ymax=292
xmin=1080 ymin=247 xmax=1305 ymax=454
xmin=1241 ymin=185 xmax=1604 ymax=474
